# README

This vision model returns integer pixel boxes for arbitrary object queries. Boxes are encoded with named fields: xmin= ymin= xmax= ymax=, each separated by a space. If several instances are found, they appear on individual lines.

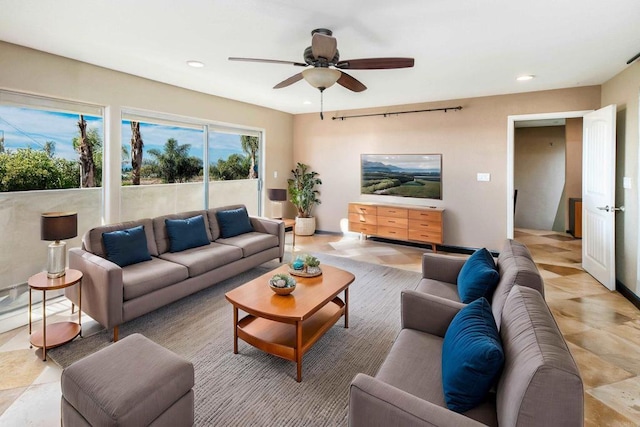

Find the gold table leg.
xmin=42 ymin=290 xmax=46 ymax=361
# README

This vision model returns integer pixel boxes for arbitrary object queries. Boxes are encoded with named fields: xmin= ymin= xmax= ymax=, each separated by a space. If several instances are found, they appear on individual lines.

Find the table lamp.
xmin=41 ymin=212 xmax=77 ymax=278
xmin=267 ymin=188 xmax=287 ymax=219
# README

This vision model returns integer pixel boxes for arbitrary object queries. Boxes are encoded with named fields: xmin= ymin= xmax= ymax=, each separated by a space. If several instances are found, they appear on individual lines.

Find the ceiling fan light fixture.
xmin=302 ymin=67 xmax=341 ymax=90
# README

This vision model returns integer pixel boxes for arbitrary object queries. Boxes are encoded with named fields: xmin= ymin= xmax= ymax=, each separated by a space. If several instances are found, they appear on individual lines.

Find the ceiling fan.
xmin=229 ymin=28 xmax=414 ymax=118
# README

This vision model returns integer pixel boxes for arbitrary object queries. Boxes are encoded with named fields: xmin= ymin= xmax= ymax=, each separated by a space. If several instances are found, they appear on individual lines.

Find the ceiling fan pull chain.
xmin=320 ymin=88 xmax=324 ymax=120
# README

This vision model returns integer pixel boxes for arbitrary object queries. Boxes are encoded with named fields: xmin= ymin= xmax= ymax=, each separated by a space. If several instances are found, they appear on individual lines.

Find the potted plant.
xmin=287 ymin=162 xmax=322 ymax=235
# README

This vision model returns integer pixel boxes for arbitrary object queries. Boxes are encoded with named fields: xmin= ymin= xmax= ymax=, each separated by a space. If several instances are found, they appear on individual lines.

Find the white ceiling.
xmin=2 ymin=0 xmax=639 ymax=115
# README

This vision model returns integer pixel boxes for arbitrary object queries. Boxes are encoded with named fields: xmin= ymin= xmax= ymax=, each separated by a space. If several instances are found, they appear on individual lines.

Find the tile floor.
xmin=0 ymin=229 xmax=639 ymax=425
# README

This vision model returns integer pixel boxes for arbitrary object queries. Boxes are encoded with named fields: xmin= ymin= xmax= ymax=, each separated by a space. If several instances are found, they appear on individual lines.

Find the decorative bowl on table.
xmin=288 ymin=254 xmax=323 ymax=277
xmin=269 ymin=273 xmax=296 ymax=295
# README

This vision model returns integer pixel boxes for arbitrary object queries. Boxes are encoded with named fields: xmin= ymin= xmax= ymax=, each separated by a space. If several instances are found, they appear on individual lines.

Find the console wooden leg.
xmin=113 ymin=326 xmax=119 ymax=342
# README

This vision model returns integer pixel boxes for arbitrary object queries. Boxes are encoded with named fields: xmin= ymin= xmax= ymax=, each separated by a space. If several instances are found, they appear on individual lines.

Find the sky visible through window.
xmin=0 ymin=107 xmax=247 ymax=167
xmin=0 ymin=106 xmax=102 ymax=159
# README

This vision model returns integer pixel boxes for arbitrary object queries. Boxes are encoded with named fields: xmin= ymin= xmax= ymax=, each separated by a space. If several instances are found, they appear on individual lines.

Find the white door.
xmin=582 ymin=105 xmax=617 ymax=290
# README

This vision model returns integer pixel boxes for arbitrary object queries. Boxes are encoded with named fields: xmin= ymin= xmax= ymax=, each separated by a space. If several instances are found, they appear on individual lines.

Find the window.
xmin=209 ymin=130 xmax=260 ymax=181
xmin=120 ymin=110 xmax=263 ymax=220
xmin=0 ymin=91 xmax=104 ymax=192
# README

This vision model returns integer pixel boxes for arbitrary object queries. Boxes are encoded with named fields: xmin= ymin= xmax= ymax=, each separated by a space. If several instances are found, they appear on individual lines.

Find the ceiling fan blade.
xmin=336 ymin=57 xmax=415 ymax=70
xmin=229 ymin=57 xmax=307 ymax=67
xmin=273 ymin=73 xmax=304 ymax=89
xmin=311 ymin=33 xmax=337 ymax=60
xmin=337 ymin=71 xmax=367 ymax=92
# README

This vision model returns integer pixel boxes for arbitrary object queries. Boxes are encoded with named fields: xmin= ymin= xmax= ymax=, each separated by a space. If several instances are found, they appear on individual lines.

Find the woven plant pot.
xmin=295 ymin=217 xmax=316 ymax=236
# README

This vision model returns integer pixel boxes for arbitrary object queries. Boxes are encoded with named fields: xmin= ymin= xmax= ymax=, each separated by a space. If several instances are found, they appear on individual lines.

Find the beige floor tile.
xmin=550 ymin=306 xmax=595 ymax=335
xmin=566 ymin=329 xmax=640 ymax=374
xmin=584 ymin=393 xmax=638 ymax=427
xmin=0 ymin=387 xmax=25 ymax=417
xmin=566 ymin=342 xmax=634 ymax=389
xmin=604 ymin=320 xmax=640 ymax=349
xmin=588 ymin=377 xmax=640 ymax=424
xmin=0 ymin=350 xmax=46 ymax=391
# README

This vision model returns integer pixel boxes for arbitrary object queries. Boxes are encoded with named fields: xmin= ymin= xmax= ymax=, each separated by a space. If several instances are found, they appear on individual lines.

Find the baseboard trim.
xmin=616 ymin=280 xmax=640 ymax=310
xmin=361 ymin=236 xmax=499 ymax=257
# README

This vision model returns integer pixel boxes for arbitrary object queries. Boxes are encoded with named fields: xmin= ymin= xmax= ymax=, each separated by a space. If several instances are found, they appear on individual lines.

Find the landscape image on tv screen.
xmin=361 ymin=154 xmax=442 ymax=200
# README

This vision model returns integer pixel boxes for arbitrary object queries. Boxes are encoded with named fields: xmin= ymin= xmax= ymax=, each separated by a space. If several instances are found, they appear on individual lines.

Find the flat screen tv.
xmin=361 ymin=154 xmax=442 ymax=200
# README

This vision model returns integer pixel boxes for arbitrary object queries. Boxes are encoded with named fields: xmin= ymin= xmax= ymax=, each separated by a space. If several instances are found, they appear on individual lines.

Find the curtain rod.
xmin=332 ymin=106 xmax=462 ymax=121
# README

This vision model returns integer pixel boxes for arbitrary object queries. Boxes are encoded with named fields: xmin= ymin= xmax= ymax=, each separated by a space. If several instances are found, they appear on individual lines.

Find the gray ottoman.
xmin=61 ymin=333 xmax=194 ymax=426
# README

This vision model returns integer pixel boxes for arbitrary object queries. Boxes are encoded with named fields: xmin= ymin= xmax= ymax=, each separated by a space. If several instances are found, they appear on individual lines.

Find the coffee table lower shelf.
xmin=236 ymin=297 xmax=345 ymax=380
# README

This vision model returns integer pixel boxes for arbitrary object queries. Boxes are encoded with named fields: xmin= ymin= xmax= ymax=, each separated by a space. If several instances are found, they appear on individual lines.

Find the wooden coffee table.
xmin=225 ymin=264 xmax=355 ymax=382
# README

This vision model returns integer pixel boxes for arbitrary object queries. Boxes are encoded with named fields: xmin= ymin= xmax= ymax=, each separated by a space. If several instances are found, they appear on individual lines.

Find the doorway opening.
xmin=506 ymin=110 xmax=592 ymax=238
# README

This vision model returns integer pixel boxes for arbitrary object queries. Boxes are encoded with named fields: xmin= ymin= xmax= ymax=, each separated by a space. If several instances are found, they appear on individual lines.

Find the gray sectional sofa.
xmin=348 ymin=240 xmax=584 ymax=426
xmin=66 ymin=204 xmax=284 ymax=341
xmin=416 ymin=239 xmax=545 ymax=329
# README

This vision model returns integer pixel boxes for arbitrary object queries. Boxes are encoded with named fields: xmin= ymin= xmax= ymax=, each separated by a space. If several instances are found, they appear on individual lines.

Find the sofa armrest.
xmin=67 ymin=248 xmax=124 ymax=329
xmin=422 ymin=253 xmax=466 ymax=283
xmin=250 ymin=216 xmax=285 ymax=260
xmin=349 ymin=374 xmax=486 ymax=427
xmin=401 ymin=290 xmax=465 ymax=337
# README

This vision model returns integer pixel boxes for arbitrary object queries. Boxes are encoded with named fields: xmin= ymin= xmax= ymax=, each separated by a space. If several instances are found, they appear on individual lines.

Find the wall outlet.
xmin=623 ymin=176 xmax=632 ymax=189
xmin=477 ymin=173 xmax=491 ymax=182
xmin=274 ymin=171 xmax=278 ymax=179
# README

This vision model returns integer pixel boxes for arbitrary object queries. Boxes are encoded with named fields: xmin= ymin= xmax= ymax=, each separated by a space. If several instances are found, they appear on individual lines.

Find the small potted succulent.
xmin=269 ymin=273 xmax=296 ymax=295
xmin=304 ymin=255 xmax=321 ymax=275
xmin=290 ymin=254 xmax=322 ymax=276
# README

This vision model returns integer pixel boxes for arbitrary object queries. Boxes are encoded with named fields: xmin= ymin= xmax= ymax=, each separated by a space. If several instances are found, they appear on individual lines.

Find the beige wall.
xmin=602 ymin=60 xmax=640 ymax=296
xmin=514 ymin=126 xmax=566 ymax=231
xmin=0 ymin=41 xmax=294 ymax=221
xmin=294 ymin=87 xmax=600 ymax=251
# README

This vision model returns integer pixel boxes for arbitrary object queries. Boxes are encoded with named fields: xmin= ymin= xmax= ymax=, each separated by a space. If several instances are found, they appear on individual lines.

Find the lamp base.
xmin=47 ymin=241 xmax=67 ymax=278
xmin=272 ymin=201 xmax=283 ymax=220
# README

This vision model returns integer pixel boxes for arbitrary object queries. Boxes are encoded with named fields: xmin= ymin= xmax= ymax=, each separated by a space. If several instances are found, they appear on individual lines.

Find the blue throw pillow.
xmin=102 ymin=225 xmax=152 ymax=267
xmin=442 ymin=297 xmax=504 ymax=413
xmin=457 ymin=248 xmax=500 ymax=304
xmin=165 ymin=215 xmax=210 ymax=252
xmin=216 ymin=207 xmax=254 ymax=238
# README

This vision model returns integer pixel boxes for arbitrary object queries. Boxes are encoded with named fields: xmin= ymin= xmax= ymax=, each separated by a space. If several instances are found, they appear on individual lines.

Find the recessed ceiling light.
xmin=187 ymin=60 xmax=205 ymax=68
xmin=303 ymin=100 xmax=312 ymax=105
xmin=517 ymin=74 xmax=535 ymax=81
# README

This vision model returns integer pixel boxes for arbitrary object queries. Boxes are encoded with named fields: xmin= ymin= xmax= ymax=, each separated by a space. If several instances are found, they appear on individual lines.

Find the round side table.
xmin=28 ymin=269 xmax=83 ymax=361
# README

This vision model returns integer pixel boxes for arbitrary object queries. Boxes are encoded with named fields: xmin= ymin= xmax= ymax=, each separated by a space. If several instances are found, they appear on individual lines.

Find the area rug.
xmin=48 ymin=253 xmax=421 ymax=426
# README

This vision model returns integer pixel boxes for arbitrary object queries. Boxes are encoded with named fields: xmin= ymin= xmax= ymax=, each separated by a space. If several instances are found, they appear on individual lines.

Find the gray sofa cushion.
xmin=497 ymin=286 xmax=583 ymax=426
xmin=159 ymin=242 xmax=243 ymax=277
xmin=415 ymin=279 xmax=461 ymax=302
xmin=61 ymin=333 xmax=194 ymax=427
xmin=217 ymin=232 xmax=279 ymax=258
xmin=376 ymin=329 xmax=498 ymax=426
xmin=492 ymin=240 xmax=544 ymax=329
xmin=84 ymin=218 xmax=159 ymax=257
xmin=122 ymin=258 xmax=189 ymax=301
xmin=153 ymin=210 xmax=212 ymax=254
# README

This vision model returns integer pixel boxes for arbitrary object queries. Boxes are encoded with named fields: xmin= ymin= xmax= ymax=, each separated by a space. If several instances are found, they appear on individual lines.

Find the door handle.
xmin=596 ymin=205 xmax=625 ymax=212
